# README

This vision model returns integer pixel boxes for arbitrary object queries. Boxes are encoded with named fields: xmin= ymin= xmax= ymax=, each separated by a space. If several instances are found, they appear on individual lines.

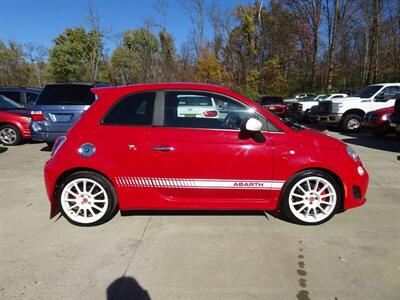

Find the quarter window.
xmin=0 ymin=91 xmax=20 ymax=103
xmin=102 ymin=92 xmax=155 ymax=126
xmin=164 ymin=91 xmax=275 ymax=131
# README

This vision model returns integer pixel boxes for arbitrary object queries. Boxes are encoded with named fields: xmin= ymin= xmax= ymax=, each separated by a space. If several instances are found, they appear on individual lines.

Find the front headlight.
xmin=332 ymin=103 xmax=343 ymax=113
xmin=346 ymin=145 xmax=359 ymax=162
xmin=381 ymin=113 xmax=390 ymax=121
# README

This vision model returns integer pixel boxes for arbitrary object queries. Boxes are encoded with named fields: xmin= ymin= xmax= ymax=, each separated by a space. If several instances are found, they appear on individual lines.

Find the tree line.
xmin=0 ymin=0 xmax=399 ymax=99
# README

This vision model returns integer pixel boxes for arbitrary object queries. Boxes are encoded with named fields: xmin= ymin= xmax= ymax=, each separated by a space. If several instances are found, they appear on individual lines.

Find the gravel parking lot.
xmin=0 ymin=130 xmax=399 ymax=300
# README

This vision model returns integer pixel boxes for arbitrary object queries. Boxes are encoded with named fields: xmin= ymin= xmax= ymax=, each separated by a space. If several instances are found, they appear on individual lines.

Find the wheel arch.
xmin=278 ymin=167 xmax=345 ymax=212
xmin=342 ymin=109 xmax=365 ymax=118
xmin=54 ymin=167 xmax=117 ymax=204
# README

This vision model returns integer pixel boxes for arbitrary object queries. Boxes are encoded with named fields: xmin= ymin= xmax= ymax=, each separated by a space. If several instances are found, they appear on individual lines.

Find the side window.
xmin=164 ymin=91 xmax=272 ymax=131
xmin=381 ymin=86 xmax=400 ymax=98
xmin=0 ymin=91 xmax=20 ymax=103
xmin=332 ymin=95 xmax=342 ymax=98
xmin=27 ymin=92 xmax=39 ymax=104
xmin=102 ymin=92 xmax=155 ymax=126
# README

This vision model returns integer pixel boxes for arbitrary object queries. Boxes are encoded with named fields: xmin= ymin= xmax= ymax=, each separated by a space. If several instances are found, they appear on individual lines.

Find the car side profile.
xmin=0 ymin=95 xmax=31 ymax=145
xmin=44 ymin=83 xmax=369 ymax=226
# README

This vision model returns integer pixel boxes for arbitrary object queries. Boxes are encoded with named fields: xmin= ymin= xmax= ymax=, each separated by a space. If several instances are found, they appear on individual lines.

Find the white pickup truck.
xmin=316 ymin=83 xmax=400 ymax=132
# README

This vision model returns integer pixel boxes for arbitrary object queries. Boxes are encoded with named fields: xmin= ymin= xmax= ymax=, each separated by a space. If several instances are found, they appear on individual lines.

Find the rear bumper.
xmin=30 ymin=122 xmax=66 ymax=142
xmin=317 ymin=114 xmax=342 ymax=124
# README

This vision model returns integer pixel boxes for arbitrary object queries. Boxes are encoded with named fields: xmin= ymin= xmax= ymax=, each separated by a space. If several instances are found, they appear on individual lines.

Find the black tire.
xmin=342 ymin=114 xmax=362 ymax=132
xmin=0 ymin=124 xmax=22 ymax=146
xmin=57 ymin=171 xmax=119 ymax=226
xmin=280 ymin=170 xmax=342 ymax=225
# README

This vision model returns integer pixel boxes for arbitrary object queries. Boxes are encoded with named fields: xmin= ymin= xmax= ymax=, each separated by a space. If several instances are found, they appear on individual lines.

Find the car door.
xmin=148 ymin=90 xmax=279 ymax=207
xmin=94 ymin=91 xmax=156 ymax=205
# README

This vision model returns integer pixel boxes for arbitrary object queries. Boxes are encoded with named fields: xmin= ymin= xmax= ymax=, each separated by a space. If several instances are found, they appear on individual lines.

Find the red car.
xmin=259 ymin=96 xmax=287 ymax=117
xmin=44 ymin=83 xmax=368 ymax=226
xmin=362 ymin=106 xmax=395 ymax=136
xmin=0 ymin=95 xmax=31 ymax=146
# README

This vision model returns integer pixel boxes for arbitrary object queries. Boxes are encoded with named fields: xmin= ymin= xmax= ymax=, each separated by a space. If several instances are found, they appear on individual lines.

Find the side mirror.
xmin=375 ymin=92 xmax=393 ymax=102
xmin=245 ymin=118 xmax=262 ymax=132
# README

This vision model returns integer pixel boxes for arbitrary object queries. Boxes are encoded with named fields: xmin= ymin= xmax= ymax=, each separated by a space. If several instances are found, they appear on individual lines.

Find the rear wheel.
xmin=342 ymin=114 xmax=362 ymax=132
xmin=0 ymin=124 xmax=21 ymax=146
xmin=57 ymin=171 xmax=118 ymax=226
xmin=281 ymin=170 xmax=341 ymax=225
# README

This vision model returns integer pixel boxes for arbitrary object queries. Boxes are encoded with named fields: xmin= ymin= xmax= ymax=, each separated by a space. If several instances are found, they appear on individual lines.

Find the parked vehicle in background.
xmin=30 ymin=83 xmax=110 ymax=146
xmin=0 ymin=87 xmax=42 ymax=108
xmin=316 ymin=83 xmax=400 ymax=132
xmin=284 ymin=93 xmax=317 ymax=103
xmin=0 ymin=95 xmax=31 ymax=145
xmin=44 ymin=83 xmax=368 ymax=226
xmin=259 ymin=96 xmax=287 ymax=117
xmin=290 ymin=93 xmax=348 ymax=122
xmin=177 ymin=94 xmax=220 ymax=118
xmin=389 ymin=96 xmax=400 ymax=133
xmin=362 ymin=107 xmax=395 ymax=136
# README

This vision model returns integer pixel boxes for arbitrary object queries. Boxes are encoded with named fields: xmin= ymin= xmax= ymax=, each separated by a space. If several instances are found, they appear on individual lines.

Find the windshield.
xmin=355 ymin=85 xmax=383 ymax=98
xmin=0 ymin=96 xmax=22 ymax=110
xmin=313 ymin=95 xmax=326 ymax=101
xmin=260 ymin=97 xmax=283 ymax=105
xmin=36 ymin=85 xmax=95 ymax=105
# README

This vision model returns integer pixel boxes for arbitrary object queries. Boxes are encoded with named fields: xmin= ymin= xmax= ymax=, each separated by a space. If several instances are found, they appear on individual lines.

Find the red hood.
xmin=370 ymin=106 xmax=394 ymax=115
xmin=297 ymin=129 xmax=344 ymax=150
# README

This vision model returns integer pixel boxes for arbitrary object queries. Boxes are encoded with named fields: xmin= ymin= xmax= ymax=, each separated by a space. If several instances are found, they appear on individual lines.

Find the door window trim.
xmin=100 ymin=91 xmax=157 ymax=127
xmin=154 ymin=89 xmax=284 ymax=133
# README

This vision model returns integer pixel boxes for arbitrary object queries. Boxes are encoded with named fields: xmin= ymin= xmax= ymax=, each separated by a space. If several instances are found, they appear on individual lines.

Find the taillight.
xmin=203 ymin=111 xmax=218 ymax=117
xmin=51 ymin=136 xmax=66 ymax=157
xmin=31 ymin=110 xmax=45 ymax=121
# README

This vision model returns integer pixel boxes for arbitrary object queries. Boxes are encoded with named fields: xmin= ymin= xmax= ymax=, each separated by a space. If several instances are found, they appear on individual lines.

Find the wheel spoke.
xmin=306 ymin=179 xmax=311 ymax=191
xmin=68 ymin=204 xmax=79 ymax=210
xmin=92 ymin=191 xmax=104 ymax=198
xmin=292 ymin=193 xmax=305 ymax=199
xmin=320 ymin=193 xmax=334 ymax=199
xmin=83 ymin=180 xmax=87 ymax=192
xmin=73 ymin=183 xmax=82 ymax=194
xmin=92 ymin=203 xmax=105 ymax=212
xmin=297 ymin=185 xmax=307 ymax=194
xmin=88 ymin=206 xmax=96 ymax=217
xmin=88 ymin=183 xmax=96 ymax=194
xmin=314 ymin=179 xmax=320 ymax=191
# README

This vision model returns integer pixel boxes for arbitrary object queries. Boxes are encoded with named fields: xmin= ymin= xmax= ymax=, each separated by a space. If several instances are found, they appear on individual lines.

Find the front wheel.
xmin=57 ymin=171 xmax=118 ymax=226
xmin=342 ymin=114 xmax=362 ymax=132
xmin=281 ymin=170 xmax=342 ymax=225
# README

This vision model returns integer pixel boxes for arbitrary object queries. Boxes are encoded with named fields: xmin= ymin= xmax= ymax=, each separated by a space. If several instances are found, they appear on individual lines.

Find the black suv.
xmin=0 ymin=87 xmax=42 ymax=107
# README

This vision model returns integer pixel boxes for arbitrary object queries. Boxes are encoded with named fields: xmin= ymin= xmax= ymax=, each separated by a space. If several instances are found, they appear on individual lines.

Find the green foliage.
xmin=111 ymin=28 xmax=159 ymax=83
xmin=48 ymin=27 xmax=103 ymax=83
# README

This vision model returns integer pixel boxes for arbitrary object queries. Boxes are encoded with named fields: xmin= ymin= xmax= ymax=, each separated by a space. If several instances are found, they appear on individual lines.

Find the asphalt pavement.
xmin=0 ymin=131 xmax=399 ymax=300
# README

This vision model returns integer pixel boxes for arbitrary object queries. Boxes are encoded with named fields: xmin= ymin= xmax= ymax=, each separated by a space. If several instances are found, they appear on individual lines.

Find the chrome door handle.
xmin=152 ymin=146 xmax=175 ymax=152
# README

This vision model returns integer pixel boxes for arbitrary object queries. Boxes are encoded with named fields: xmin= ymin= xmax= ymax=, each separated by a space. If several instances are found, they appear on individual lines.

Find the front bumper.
xmin=317 ymin=114 xmax=342 ymax=124
xmin=362 ymin=120 xmax=394 ymax=134
xmin=342 ymin=162 xmax=369 ymax=210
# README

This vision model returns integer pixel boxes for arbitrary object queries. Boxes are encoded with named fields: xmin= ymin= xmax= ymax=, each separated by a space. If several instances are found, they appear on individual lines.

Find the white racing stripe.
xmin=115 ymin=177 xmax=285 ymax=190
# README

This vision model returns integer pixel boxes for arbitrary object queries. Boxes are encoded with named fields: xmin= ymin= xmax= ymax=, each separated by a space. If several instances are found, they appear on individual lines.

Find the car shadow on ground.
xmin=107 ymin=277 xmax=151 ymax=300
xmin=40 ymin=145 xmax=53 ymax=152
xmin=0 ymin=146 xmax=8 ymax=154
xmin=120 ymin=210 xmax=291 ymax=224
xmin=341 ymin=133 xmax=399 ymax=153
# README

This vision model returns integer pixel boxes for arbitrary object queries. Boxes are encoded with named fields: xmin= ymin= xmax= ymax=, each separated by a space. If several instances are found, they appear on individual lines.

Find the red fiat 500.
xmin=44 ymin=83 xmax=369 ymax=226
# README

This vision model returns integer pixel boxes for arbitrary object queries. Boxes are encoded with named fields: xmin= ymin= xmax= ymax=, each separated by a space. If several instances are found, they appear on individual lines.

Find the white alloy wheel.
xmin=60 ymin=178 xmax=109 ymax=224
xmin=288 ymin=176 xmax=337 ymax=223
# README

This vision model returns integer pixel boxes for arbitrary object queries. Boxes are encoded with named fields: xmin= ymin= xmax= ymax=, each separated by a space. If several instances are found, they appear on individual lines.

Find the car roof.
xmin=91 ymin=82 xmax=233 ymax=96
